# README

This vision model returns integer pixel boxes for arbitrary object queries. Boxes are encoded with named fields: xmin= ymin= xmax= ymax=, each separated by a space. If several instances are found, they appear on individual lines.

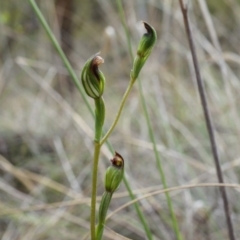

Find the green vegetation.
xmin=0 ymin=0 xmax=240 ymax=239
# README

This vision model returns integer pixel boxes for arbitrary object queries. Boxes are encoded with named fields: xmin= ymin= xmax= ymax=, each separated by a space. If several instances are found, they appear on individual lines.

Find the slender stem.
xmin=91 ymin=141 xmax=101 ymax=240
xmin=123 ymin=176 xmax=153 ymax=240
xmin=91 ymin=96 xmax=105 ymax=239
xmin=117 ymin=0 xmax=182 ymax=239
xmin=95 ymin=97 xmax=105 ymax=142
xmin=96 ymin=192 xmax=113 ymax=240
xmin=100 ymin=80 xmax=134 ymax=145
xmin=178 ymin=1 xmax=235 ymax=240
xmin=138 ymin=79 xmax=182 ymax=240
xmin=116 ymin=1 xmax=154 ymax=239
xmin=102 ymin=78 xmax=181 ymax=239
xmin=28 ymin=0 xmax=94 ymax=117
xmin=116 ymin=0 xmax=134 ymax=60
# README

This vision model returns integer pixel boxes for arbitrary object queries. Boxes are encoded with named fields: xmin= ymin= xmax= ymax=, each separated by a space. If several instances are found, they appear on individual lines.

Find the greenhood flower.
xmin=132 ymin=22 xmax=157 ymax=79
xmin=105 ymin=152 xmax=124 ymax=193
xmin=81 ymin=53 xmax=105 ymax=99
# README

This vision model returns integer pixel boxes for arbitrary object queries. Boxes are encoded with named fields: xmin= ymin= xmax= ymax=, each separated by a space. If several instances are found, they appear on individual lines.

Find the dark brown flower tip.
xmin=91 ymin=55 xmax=104 ymax=81
xmin=93 ymin=55 xmax=104 ymax=66
xmin=131 ymin=21 xmax=157 ymax=79
xmin=111 ymin=152 xmax=124 ymax=168
xmin=143 ymin=21 xmax=152 ymax=35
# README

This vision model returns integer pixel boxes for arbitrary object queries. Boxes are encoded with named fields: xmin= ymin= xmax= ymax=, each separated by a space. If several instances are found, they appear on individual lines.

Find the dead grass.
xmin=0 ymin=0 xmax=240 ymax=239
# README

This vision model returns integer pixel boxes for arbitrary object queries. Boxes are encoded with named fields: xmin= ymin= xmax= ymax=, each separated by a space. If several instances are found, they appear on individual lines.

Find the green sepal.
xmin=81 ymin=53 xmax=105 ymax=99
xmin=105 ymin=152 xmax=124 ymax=193
xmin=132 ymin=22 xmax=157 ymax=79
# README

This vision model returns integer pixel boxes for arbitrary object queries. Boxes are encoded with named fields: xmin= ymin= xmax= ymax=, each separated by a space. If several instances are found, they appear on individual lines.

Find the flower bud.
xmin=105 ymin=152 xmax=124 ymax=193
xmin=81 ymin=53 xmax=105 ymax=99
xmin=132 ymin=22 xmax=157 ymax=79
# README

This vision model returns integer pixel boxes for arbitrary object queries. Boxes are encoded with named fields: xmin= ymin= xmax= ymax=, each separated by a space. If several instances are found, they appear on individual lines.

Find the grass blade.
xmin=116 ymin=0 xmax=182 ymax=239
xmin=178 ymin=1 xmax=235 ymax=239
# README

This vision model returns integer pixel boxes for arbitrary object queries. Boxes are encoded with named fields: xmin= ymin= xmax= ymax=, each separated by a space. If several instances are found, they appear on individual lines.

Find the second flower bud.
xmin=105 ymin=152 xmax=124 ymax=193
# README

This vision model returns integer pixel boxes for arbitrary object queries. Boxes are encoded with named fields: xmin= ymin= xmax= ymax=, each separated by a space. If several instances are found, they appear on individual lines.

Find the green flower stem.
xmin=91 ymin=97 xmax=105 ymax=240
xmin=28 ymin=0 xmax=94 ymax=117
xmin=91 ymin=141 xmax=101 ymax=240
xmin=96 ymin=192 xmax=113 ymax=240
xmin=95 ymin=97 xmax=105 ymax=142
xmin=100 ymin=80 xmax=134 ymax=146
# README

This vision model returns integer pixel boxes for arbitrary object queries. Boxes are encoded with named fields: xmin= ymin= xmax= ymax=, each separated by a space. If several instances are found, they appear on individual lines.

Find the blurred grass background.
xmin=1 ymin=0 xmax=240 ymax=239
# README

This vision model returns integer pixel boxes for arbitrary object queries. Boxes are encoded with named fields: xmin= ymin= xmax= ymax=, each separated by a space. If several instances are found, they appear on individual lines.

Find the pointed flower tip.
xmin=143 ymin=22 xmax=156 ymax=41
xmin=140 ymin=21 xmax=157 ymax=53
xmin=131 ymin=21 xmax=157 ymax=79
xmin=92 ymin=55 xmax=104 ymax=66
xmin=143 ymin=21 xmax=151 ymax=32
xmin=81 ymin=53 xmax=105 ymax=99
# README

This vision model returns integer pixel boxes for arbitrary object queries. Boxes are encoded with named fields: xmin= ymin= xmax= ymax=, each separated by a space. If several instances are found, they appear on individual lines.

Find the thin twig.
xmin=107 ymin=182 xmax=240 ymax=220
xmin=178 ymin=1 xmax=235 ymax=240
xmin=100 ymin=80 xmax=134 ymax=146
